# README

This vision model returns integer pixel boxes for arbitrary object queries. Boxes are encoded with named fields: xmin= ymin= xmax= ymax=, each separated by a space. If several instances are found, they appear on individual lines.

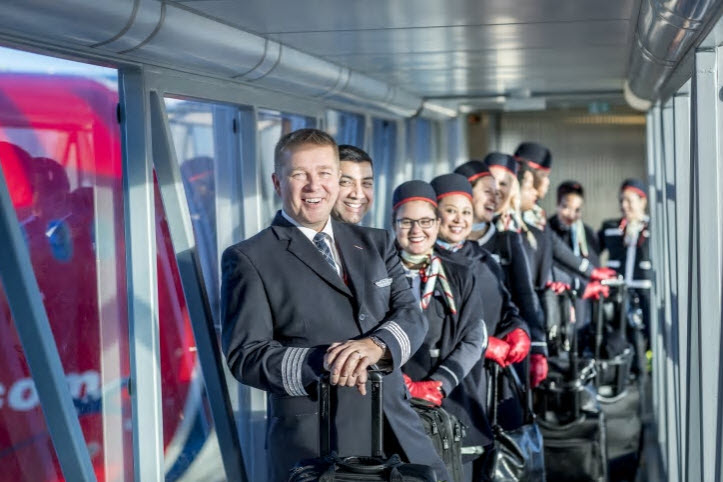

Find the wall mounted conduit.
xmin=0 ymin=0 xmax=425 ymax=117
xmin=625 ymin=0 xmax=723 ymax=110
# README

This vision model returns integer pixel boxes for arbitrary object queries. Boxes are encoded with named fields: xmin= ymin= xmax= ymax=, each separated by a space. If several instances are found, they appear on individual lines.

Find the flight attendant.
xmin=429 ymin=173 xmax=530 ymax=370
xmin=599 ymin=179 xmax=652 ymax=335
xmin=391 ymin=180 xmax=491 ymax=481
xmin=453 ymin=161 xmax=548 ymax=388
xmin=515 ymin=141 xmax=552 ymax=230
xmin=548 ymin=181 xmax=610 ymax=325
xmin=516 ymin=142 xmax=615 ymax=289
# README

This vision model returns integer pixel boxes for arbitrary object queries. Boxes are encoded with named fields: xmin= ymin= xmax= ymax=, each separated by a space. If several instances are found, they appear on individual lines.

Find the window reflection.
xmin=0 ymin=47 xmax=131 ymax=481
xmin=371 ymin=118 xmax=397 ymax=229
xmin=162 ymin=97 xmax=242 ymax=481
xmin=326 ymin=110 xmax=365 ymax=147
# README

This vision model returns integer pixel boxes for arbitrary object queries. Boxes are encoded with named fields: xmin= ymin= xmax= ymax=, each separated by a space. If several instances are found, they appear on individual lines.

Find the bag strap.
xmin=488 ymin=363 xmax=501 ymax=427
xmin=501 ymin=365 xmax=535 ymax=424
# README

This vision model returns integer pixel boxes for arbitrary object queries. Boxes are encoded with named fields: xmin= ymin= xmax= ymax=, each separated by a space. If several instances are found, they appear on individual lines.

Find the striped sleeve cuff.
xmin=377 ymin=320 xmax=411 ymax=365
xmin=481 ymin=319 xmax=489 ymax=351
xmin=281 ymin=347 xmax=310 ymax=397
xmin=530 ymin=341 xmax=548 ymax=356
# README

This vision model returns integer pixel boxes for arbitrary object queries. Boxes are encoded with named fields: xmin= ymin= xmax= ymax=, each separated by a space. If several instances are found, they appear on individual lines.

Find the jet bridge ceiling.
xmin=175 ymin=0 xmax=639 ymax=104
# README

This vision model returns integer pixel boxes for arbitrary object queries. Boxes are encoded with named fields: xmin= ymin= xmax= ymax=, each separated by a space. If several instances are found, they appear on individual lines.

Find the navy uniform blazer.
xmin=548 ymin=215 xmax=600 ymax=290
xmin=479 ymin=227 xmax=546 ymax=356
xmin=221 ymin=212 xmax=448 ymax=482
xmin=437 ymin=242 xmax=528 ymax=339
xmin=598 ymin=217 xmax=652 ymax=283
xmin=521 ymin=222 xmax=553 ymax=290
xmin=401 ymin=254 xmax=492 ymax=452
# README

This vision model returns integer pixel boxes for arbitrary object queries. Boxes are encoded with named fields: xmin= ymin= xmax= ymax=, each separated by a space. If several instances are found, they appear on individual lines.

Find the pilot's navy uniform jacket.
xmin=221 ymin=212 xmax=449 ymax=482
xmin=477 ymin=223 xmax=547 ymax=356
xmin=401 ymin=254 xmax=493 ymax=455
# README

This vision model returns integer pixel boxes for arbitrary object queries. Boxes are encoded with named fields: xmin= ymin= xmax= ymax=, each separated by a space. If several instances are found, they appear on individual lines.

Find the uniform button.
xmin=359 ymin=314 xmax=366 ymax=321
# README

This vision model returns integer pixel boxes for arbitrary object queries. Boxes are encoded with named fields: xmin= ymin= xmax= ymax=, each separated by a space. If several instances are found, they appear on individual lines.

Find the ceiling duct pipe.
xmin=0 ymin=0 xmax=423 ymax=117
xmin=625 ymin=0 xmax=723 ymax=110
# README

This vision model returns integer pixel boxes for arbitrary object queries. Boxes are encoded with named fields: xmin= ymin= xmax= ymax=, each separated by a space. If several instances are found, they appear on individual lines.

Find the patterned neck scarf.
xmin=620 ymin=218 xmax=647 ymax=248
xmin=436 ymin=239 xmax=465 ymax=252
xmin=519 ymin=217 xmax=538 ymax=250
xmin=572 ymin=219 xmax=589 ymax=257
xmin=523 ymin=204 xmax=547 ymax=229
xmin=400 ymin=251 xmax=457 ymax=314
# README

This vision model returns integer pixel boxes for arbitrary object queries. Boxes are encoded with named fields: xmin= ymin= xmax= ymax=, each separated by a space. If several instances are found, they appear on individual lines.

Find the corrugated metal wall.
xmin=469 ymin=108 xmax=647 ymax=231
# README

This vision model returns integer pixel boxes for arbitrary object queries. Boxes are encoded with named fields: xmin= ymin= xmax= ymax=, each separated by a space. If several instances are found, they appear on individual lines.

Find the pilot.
xmin=220 ymin=128 xmax=448 ymax=482
xmin=331 ymin=144 xmax=374 ymax=224
xmin=391 ymin=179 xmax=491 ymax=481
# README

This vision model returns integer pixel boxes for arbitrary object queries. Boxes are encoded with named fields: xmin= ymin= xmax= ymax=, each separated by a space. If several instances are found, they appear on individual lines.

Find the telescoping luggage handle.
xmin=319 ymin=370 xmax=385 ymax=458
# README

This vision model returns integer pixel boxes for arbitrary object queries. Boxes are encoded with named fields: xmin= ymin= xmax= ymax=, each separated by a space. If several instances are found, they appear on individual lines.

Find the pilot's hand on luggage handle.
xmin=502 ymin=328 xmax=531 ymax=365
xmin=485 ymin=336 xmax=511 ymax=367
xmin=324 ymin=338 xmax=383 ymax=395
xmin=530 ymin=353 xmax=548 ymax=388
xmin=403 ymin=374 xmax=443 ymax=406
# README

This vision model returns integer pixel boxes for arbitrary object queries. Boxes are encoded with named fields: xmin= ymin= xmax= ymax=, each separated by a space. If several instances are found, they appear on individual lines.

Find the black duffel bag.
xmin=411 ymin=398 xmax=465 ymax=482
xmin=289 ymin=372 xmax=437 ymax=482
xmin=481 ymin=365 xmax=545 ymax=482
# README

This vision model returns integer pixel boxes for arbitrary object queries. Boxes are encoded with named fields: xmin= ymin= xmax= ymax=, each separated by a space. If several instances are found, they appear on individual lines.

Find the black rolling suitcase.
xmin=591 ymin=281 xmax=643 ymax=481
xmin=411 ymin=399 xmax=465 ymax=482
xmin=288 ymin=371 xmax=438 ymax=482
xmin=598 ymin=384 xmax=642 ymax=481
xmin=535 ymin=291 xmax=608 ymax=482
xmin=538 ymin=412 xmax=607 ymax=482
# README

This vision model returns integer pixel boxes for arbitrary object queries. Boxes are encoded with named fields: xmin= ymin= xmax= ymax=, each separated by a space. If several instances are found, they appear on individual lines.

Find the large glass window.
xmin=257 ymin=109 xmax=315 ymax=224
xmin=0 ymin=47 xmax=131 ymax=481
xmin=326 ymin=110 xmax=365 ymax=147
xmin=371 ymin=118 xmax=397 ymax=229
xmin=408 ymin=118 xmax=433 ymax=181
xmin=159 ymin=97 xmax=244 ymax=480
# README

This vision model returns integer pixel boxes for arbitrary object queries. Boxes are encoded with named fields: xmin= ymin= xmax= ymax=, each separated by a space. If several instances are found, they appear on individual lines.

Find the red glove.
xmin=502 ymin=328 xmax=531 ymax=365
xmin=403 ymin=373 xmax=443 ymax=406
xmin=591 ymin=267 xmax=617 ymax=281
xmin=582 ymin=281 xmax=610 ymax=300
xmin=485 ymin=336 xmax=511 ymax=367
xmin=530 ymin=354 xmax=548 ymax=388
xmin=545 ymin=280 xmax=570 ymax=295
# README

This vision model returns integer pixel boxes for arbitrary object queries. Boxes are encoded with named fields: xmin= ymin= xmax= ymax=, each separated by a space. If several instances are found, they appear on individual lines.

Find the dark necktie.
xmin=313 ymin=232 xmax=339 ymax=275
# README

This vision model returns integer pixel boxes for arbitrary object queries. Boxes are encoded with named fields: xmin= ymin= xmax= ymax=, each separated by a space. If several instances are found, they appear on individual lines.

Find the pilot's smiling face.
xmin=332 ymin=160 xmax=374 ymax=224
xmin=273 ymin=144 xmax=340 ymax=231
